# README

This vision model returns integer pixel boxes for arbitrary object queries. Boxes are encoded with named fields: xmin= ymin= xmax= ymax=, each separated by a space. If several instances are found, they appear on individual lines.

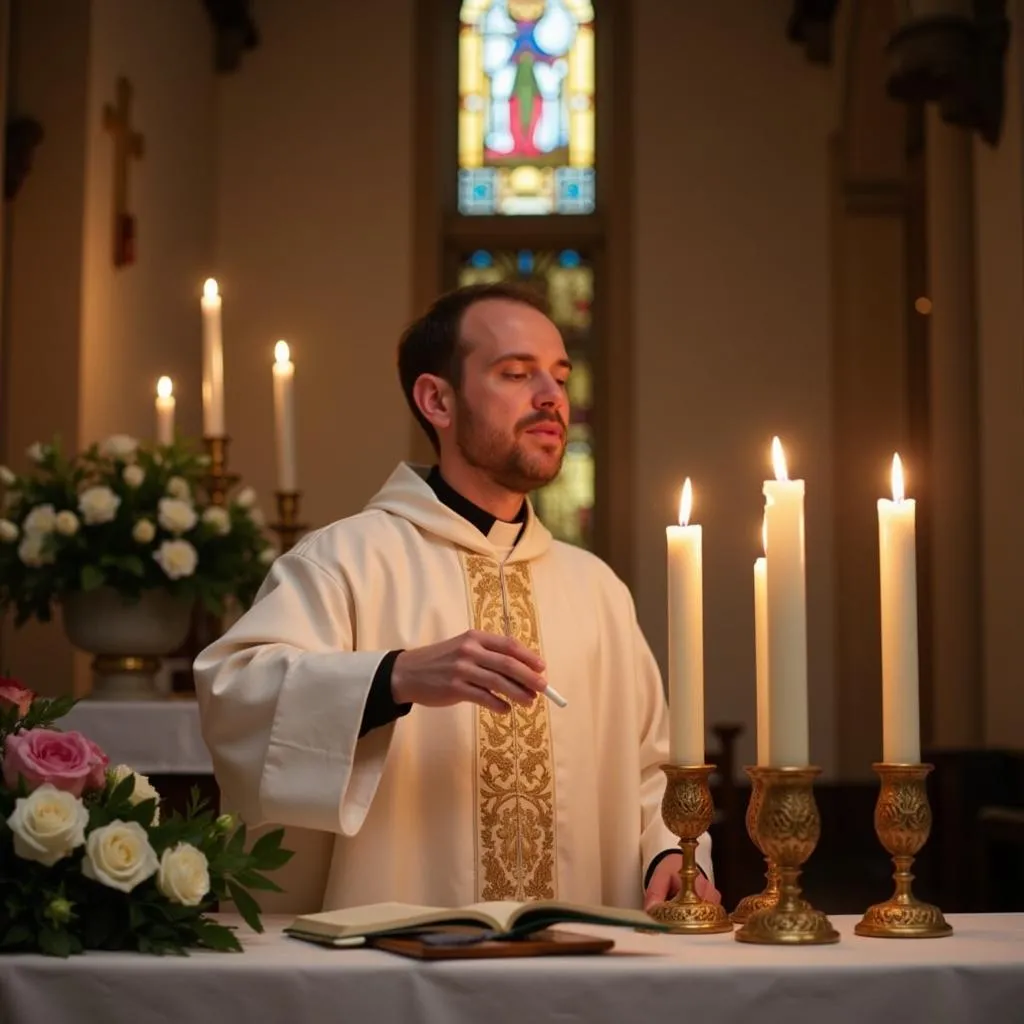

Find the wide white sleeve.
xmin=632 ymin=609 xmax=715 ymax=885
xmin=193 ymin=550 xmax=394 ymax=837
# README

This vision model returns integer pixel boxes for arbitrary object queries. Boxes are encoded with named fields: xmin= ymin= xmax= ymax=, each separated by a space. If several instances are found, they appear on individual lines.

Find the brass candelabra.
xmin=202 ymin=436 xmax=239 ymax=507
xmin=730 ymin=766 xmax=782 ymax=924
xmin=855 ymin=763 xmax=952 ymax=938
xmin=646 ymin=764 xmax=733 ymax=934
xmin=270 ymin=491 xmax=308 ymax=553
xmin=735 ymin=767 xmax=839 ymax=945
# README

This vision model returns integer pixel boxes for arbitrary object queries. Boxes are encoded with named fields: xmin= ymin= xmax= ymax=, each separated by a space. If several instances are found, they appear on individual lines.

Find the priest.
xmin=194 ymin=283 xmax=717 ymax=912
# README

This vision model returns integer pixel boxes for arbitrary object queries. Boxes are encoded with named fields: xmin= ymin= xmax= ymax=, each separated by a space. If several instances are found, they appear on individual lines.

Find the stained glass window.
xmin=458 ymin=249 xmax=596 ymax=547
xmin=458 ymin=1 xmax=596 ymax=216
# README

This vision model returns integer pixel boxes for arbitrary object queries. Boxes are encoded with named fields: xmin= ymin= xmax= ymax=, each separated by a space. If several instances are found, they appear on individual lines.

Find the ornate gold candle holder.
xmin=731 ymin=766 xmax=781 ymax=924
xmin=646 ymin=764 xmax=733 ymax=934
xmin=735 ymin=766 xmax=839 ymax=945
xmin=271 ymin=490 xmax=308 ymax=553
xmin=855 ymin=763 xmax=952 ymax=938
xmin=202 ymin=436 xmax=239 ymax=507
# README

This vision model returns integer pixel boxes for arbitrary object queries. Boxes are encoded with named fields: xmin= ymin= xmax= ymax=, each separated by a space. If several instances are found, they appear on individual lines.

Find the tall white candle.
xmin=666 ymin=478 xmax=705 ymax=765
xmin=754 ymin=517 xmax=769 ymax=766
xmin=762 ymin=437 xmax=809 ymax=767
xmin=272 ymin=340 xmax=297 ymax=492
xmin=201 ymin=278 xmax=225 ymax=437
xmin=155 ymin=376 xmax=175 ymax=445
xmin=878 ymin=453 xmax=921 ymax=764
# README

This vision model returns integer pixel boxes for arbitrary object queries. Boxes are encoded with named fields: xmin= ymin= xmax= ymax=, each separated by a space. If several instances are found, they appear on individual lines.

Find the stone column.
xmin=924 ymin=108 xmax=983 ymax=749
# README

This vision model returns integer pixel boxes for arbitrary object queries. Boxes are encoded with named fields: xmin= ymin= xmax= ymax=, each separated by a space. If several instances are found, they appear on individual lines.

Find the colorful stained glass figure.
xmin=458 ymin=0 xmax=596 ymax=215
xmin=457 ymin=248 xmax=596 ymax=547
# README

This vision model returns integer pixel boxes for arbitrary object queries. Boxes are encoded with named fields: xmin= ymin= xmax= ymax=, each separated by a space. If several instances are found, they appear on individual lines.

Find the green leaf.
xmin=226 ymin=882 xmax=263 ymax=934
xmin=233 ymin=869 xmax=283 ymax=893
xmin=38 ymin=925 xmax=72 ymax=958
xmin=193 ymin=920 xmax=242 ymax=952
xmin=79 ymin=565 xmax=105 ymax=591
xmin=1 ymin=924 xmax=32 ymax=948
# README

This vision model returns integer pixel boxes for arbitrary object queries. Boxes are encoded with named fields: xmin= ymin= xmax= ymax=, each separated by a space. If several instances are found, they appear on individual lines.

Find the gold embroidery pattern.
xmin=464 ymin=555 xmax=556 ymax=902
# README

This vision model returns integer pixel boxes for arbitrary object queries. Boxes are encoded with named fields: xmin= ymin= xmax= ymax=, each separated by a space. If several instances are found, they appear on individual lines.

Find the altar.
xmin=1 ymin=914 xmax=1022 ymax=1024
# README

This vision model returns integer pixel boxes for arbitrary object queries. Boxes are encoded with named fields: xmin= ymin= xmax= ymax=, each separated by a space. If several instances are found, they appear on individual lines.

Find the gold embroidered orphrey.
xmin=463 ymin=554 xmax=556 ymax=901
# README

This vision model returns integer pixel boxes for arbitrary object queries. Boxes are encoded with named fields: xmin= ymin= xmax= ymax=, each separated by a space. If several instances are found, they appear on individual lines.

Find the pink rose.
xmin=0 ymin=677 xmax=35 ymax=717
xmin=3 ymin=729 xmax=108 ymax=797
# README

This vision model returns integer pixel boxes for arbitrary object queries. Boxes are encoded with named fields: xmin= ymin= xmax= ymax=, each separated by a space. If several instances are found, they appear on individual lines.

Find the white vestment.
xmin=195 ymin=464 xmax=712 ymax=912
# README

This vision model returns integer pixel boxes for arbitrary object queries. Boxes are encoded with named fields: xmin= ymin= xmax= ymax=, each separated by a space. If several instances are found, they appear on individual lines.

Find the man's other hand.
xmin=643 ymin=853 xmax=722 ymax=910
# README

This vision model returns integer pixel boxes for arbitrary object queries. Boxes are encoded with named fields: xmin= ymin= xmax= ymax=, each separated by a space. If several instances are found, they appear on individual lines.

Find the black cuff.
xmin=643 ymin=848 xmax=707 ymax=889
xmin=358 ymin=650 xmax=412 ymax=738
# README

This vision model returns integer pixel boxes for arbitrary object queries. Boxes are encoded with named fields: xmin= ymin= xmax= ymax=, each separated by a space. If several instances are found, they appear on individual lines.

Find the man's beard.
xmin=455 ymin=398 xmax=567 ymax=494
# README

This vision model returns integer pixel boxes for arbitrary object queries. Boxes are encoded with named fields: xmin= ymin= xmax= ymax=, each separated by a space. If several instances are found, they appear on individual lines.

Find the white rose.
xmin=18 ymin=533 xmax=53 ymax=567
xmin=107 ymin=764 xmax=161 ymax=824
xmin=79 ymin=486 xmax=121 ymax=525
xmin=158 ymin=498 xmax=197 ymax=534
xmin=201 ymin=506 xmax=231 ymax=536
xmin=122 ymin=464 xmax=145 ymax=488
xmin=259 ymin=547 xmax=277 ymax=565
xmin=132 ymin=519 xmax=156 ymax=544
xmin=0 ymin=519 xmax=18 ymax=542
xmin=166 ymin=476 xmax=191 ymax=500
xmin=81 ymin=820 xmax=159 ymax=893
xmin=0 ymin=466 xmax=15 ymax=486
xmin=249 ymin=507 xmax=266 ymax=528
xmin=156 ymin=843 xmax=210 ymax=906
xmin=6 ymin=784 xmax=88 ymax=867
xmin=235 ymin=486 xmax=256 ymax=509
xmin=23 ymin=503 xmax=56 ymax=534
xmin=100 ymin=434 xmax=139 ymax=461
xmin=54 ymin=510 xmax=80 ymax=536
xmin=153 ymin=539 xmax=198 ymax=579
xmin=26 ymin=442 xmax=46 ymax=464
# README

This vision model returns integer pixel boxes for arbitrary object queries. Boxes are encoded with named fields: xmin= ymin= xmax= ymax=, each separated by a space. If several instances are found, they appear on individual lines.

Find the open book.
xmin=284 ymin=900 xmax=666 ymax=946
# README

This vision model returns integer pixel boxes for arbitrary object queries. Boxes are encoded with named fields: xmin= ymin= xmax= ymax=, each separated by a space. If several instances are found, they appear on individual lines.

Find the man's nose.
xmin=534 ymin=374 xmax=567 ymax=409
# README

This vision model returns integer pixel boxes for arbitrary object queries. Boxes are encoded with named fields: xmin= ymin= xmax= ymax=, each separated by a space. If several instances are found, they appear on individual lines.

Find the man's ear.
xmin=412 ymin=374 xmax=454 ymax=433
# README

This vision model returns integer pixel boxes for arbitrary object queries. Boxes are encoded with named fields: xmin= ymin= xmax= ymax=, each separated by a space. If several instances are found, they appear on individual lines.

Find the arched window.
xmin=414 ymin=0 xmax=632 ymax=571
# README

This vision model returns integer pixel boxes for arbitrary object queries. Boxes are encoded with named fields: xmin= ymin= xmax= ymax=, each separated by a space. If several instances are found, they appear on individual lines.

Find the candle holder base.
xmin=645 ymin=765 xmax=733 ymax=935
xmin=271 ymin=490 xmax=309 ymax=554
xmin=735 ymin=767 xmax=839 ymax=946
xmin=730 ymin=767 xmax=783 ymax=925
xmin=854 ymin=763 xmax=952 ymax=939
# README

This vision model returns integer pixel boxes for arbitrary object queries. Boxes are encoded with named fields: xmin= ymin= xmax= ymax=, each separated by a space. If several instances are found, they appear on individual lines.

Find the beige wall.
xmin=975 ymin=1 xmax=1024 ymax=748
xmin=80 ymin=0 xmax=216 ymax=446
xmin=633 ymin=0 xmax=836 ymax=773
xmin=1 ymin=0 xmax=216 ymax=689
xmin=214 ymin=0 xmax=414 ymax=529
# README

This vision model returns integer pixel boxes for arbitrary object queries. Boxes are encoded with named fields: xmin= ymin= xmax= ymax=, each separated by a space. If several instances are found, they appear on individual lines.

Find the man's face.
xmin=451 ymin=299 xmax=571 ymax=495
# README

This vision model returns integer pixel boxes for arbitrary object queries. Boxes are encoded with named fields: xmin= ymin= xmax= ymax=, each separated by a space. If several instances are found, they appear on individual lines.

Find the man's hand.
xmin=391 ymin=630 xmax=547 ymax=714
xmin=643 ymin=853 xmax=722 ymax=910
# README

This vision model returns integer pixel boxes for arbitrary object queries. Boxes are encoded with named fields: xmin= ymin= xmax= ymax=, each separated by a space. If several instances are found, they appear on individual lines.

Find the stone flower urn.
xmin=62 ymin=587 xmax=193 ymax=700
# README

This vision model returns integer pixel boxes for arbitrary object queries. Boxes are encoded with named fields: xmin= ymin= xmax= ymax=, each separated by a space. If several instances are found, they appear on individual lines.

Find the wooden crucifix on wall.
xmin=103 ymin=76 xmax=144 ymax=267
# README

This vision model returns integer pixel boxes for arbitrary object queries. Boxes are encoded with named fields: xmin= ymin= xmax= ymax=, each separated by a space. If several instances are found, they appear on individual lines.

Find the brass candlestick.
xmin=271 ymin=490 xmax=308 ymax=553
xmin=735 ymin=766 xmax=839 ymax=945
xmin=203 ymin=436 xmax=239 ymax=507
xmin=731 ymin=766 xmax=782 ymax=924
xmin=646 ymin=764 xmax=733 ymax=934
xmin=855 ymin=763 xmax=952 ymax=938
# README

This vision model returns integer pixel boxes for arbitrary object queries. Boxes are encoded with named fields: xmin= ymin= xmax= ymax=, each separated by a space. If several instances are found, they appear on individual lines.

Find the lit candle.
xmin=666 ymin=478 xmax=705 ymax=765
xmin=762 ymin=437 xmax=809 ymax=766
xmin=201 ymin=278 xmax=225 ymax=437
xmin=155 ymin=376 xmax=175 ymax=445
xmin=878 ymin=453 xmax=920 ymax=764
xmin=272 ymin=340 xmax=297 ymax=492
xmin=754 ymin=517 xmax=769 ymax=766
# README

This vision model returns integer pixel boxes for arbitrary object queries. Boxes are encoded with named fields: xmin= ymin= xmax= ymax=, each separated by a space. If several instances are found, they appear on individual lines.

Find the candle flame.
xmin=771 ymin=436 xmax=788 ymax=481
xmin=678 ymin=478 xmax=693 ymax=527
xmin=156 ymin=376 xmax=173 ymax=399
xmin=891 ymin=453 xmax=905 ymax=502
xmin=274 ymin=340 xmax=291 ymax=364
xmin=203 ymin=278 xmax=219 ymax=300
xmin=761 ymin=514 xmax=767 ymax=555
